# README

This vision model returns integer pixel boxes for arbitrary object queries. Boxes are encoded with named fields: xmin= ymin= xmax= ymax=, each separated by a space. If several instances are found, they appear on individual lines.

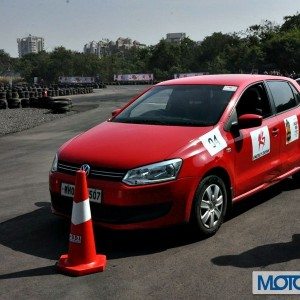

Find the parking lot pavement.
xmin=0 ymin=86 xmax=299 ymax=299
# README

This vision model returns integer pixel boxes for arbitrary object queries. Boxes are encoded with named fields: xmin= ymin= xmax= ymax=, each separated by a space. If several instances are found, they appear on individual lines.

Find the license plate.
xmin=61 ymin=183 xmax=102 ymax=203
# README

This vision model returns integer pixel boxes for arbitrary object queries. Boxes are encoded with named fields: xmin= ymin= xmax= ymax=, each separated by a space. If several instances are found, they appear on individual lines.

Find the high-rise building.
xmin=166 ymin=33 xmax=186 ymax=43
xmin=83 ymin=41 xmax=99 ymax=55
xmin=17 ymin=35 xmax=44 ymax=57
xmin=83 ymin=39 xmax=113 ymax=57
xmin=116 ymin=37 xmax=133 ymax=50
xmin=83 ymin=37 xmax=145 ymax=57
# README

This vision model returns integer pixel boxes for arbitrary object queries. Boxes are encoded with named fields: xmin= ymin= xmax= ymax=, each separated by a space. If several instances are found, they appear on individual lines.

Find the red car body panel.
xmin=49 ymin=74 xmax=300 ymax=229
xmin=59 ymin=122 xmax=213 ymax=169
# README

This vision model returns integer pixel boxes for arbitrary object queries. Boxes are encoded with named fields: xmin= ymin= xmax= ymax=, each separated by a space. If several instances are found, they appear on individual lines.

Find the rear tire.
xmin=192 ymin=175 xmax=228 ymax=237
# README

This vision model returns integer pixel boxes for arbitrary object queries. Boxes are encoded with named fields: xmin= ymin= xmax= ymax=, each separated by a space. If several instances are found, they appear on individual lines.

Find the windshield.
xmin=112 ymin=85 xmax=236 ymax=126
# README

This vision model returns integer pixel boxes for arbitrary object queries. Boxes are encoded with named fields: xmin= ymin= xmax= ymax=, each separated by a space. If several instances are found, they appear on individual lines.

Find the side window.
xmin=267 ymin=81 xmax=297 ymax=113
xmin=236 ymin=83 xmax=272 ymax=118
xmin=289 ymin=83 xmax=300 ymax=104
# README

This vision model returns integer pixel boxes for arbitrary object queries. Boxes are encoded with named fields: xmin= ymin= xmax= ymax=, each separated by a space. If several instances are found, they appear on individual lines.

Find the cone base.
xmin=57 ymin=254 xmax=107 ymax=276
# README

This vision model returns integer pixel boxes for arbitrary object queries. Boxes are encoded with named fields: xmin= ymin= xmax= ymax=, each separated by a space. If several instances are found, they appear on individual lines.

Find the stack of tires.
xmin=29 ymin=89 xmax=39 ymax=108
xmin=49 ymin=97 xmax=72 ymax=113
xmin=0 ymin=84 xmax=91 ymax=111
xmin=39 ymin=88 xmax=72 ymax=112
xmin=21 ymin=91 xmax=30 ymax=107
xmin=8 ymin=90 xmax=21 ymax=108
xmin=0 ymin=91 xmax=7 ymax=109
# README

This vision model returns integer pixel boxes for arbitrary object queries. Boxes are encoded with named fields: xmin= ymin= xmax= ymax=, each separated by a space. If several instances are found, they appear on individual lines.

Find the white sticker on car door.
xmin=199 ymin=127 xmax=227 ymax=156
xmin=284 ymin=115 xmax=299 ymax=144
xmin=250 ymin=126 xmax=270 ymax=160
xmin=223 ymin=85 xmax=237 ymax=92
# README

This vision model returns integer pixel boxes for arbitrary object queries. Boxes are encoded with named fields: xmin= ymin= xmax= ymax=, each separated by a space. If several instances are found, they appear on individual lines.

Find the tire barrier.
xmin=0 ymin=99 xmax=7 ymax=109
xmin=29 ymin=91 xmax=38 ymax=108
xmin=6 ymin=90 xmax=12 ymax=100
xmin=0 ymin=83 xmax=96 ymax=111
xmin=49 ymin=97 xmax=72 ymax=113
xmin=8 ymin=91 xmax=21 ymax=108
xmin=21 ymin=91 xmax=30 ymax=108
xmin=0 ymin=92 xmax=7 ymax=109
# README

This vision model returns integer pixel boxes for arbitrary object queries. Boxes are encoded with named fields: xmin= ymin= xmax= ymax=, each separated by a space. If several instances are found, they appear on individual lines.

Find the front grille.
xmin=57 ymin=161 xmax=126 ymax=181
xmin=51 ymin=193 xmax=172 ymax=224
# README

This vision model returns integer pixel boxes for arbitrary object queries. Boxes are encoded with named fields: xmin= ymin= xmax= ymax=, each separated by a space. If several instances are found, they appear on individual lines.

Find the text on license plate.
xmin=61 ymin=183 xmax=102 ymax=203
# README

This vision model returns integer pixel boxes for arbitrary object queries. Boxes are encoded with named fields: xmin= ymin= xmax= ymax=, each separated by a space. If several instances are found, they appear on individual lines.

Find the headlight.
xmin=51 ymin=153 xmax=58 ymax=172
xmin=122 ymin=159 xmax=182 ymax=186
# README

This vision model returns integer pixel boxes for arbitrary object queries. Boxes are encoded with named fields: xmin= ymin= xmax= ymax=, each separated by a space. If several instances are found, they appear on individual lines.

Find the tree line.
xmin=0 ymin=12 xmax=299 ymax=84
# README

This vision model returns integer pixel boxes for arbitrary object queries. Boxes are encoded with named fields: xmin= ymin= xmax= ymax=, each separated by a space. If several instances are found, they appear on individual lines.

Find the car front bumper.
xmin=49 ymin=171 xmax=199 ymax=230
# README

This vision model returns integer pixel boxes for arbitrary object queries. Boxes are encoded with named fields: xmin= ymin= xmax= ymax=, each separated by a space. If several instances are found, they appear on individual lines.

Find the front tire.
xmin=292 ymin=171 xmax=300 ymax=182
xmin=192 ymin=175 xmax=228 ymax=237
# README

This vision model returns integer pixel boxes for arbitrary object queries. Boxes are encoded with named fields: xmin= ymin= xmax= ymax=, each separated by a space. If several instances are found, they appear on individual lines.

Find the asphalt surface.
xmin=0 ymin=85 xmax=299 ymax=299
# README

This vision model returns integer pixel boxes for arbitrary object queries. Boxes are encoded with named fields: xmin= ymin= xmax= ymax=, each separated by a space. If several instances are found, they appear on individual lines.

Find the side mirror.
xmin=111 ymin=108 xmax=121 ymax=117
xmin=238 ymin=114 xmax=262 ymax=129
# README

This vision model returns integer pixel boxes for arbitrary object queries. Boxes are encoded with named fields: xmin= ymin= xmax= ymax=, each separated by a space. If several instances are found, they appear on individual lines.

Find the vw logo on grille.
xmin=80 ymin=164 xmax=91 ymax=176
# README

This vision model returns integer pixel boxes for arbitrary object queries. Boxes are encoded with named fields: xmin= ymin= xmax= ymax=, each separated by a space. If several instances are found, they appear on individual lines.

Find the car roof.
xmin=157 ymin=74 xmax=291 ymax=87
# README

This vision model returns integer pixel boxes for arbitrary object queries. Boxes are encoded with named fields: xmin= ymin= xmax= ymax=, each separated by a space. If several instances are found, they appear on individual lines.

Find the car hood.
xmin=59 ymin=121 xmax=213 ymax=169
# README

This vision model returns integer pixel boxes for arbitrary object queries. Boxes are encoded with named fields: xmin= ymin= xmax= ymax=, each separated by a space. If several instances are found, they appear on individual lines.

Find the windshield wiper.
xmin=114 ymin=118 xmax=168 ymax=125
xmin=113 ymin=118 xmax=212 ymax=126
xmin=175 ymin=119 xmax=211 ymax=126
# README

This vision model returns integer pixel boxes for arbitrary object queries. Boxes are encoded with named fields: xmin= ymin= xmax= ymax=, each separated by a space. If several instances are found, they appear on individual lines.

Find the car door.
xmin=230 ymin=82 xmax=281 ymax=197
xmin=266 ymin=80 xmax=300 ymax=175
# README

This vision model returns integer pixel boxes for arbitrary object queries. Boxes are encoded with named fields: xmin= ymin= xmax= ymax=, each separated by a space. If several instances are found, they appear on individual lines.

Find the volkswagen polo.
xmin=49 ymin=74 xmax=300 ymax=236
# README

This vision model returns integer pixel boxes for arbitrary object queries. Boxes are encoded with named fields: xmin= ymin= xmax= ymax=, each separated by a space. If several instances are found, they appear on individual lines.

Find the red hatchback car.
xmin=49 ymin=74 xmax=300 ymax=236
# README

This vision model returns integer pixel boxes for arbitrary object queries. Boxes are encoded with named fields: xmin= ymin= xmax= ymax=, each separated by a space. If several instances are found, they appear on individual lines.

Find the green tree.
xmin=178 ymin=37 xmax=198 ymax=72
xmin=16 ymin=51 xmax=50 ymax=83
xmin=0 ymin=49 xmax=12 ymax=75
xmin=281 ymin=13 xmax=300 ymax=32
xmin=195 ymin=32 xmax=240 ymax=73
xmin=148 ymin=39 xmax=181 ymax=79
xmin=48 ymin=47 xmax=74 ymax=81
xmin=264 ymin=29 xmax=300 ymax=72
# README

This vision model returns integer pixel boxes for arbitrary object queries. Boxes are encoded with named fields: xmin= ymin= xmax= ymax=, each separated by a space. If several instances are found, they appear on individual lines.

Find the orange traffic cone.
xmin=57 ymin=169 xmax=106 ymax=276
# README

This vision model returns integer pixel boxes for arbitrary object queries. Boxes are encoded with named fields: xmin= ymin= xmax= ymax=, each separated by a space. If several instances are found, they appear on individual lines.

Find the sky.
xmin=0 ymin=0 xmax=299 ymax=57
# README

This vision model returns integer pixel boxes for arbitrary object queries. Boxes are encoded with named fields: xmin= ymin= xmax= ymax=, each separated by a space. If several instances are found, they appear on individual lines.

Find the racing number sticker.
xmin=250 ymin=126 xmax=270 ymax=160
xmin=199 ymin=127 xmax=227 ymax=156
xmin=284 ymin=115 xmax=299 ymax=144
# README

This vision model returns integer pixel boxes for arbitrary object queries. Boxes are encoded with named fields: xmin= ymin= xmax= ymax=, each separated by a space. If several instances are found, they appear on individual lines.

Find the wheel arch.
xmin=204 ymin=167 xmax=233 ymax=203
xmin=187 ymin=166 xmax=233 ymax=222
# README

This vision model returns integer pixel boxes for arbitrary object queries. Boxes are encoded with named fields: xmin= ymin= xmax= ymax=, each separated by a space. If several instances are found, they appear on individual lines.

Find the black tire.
xmin=0 ymin=99 xmax=7 ymax=109
xmin=21 ymin=98 xmax=30 ymax=108
xmin=192 ymin=175 xmax=228 ymax=237
xmin=0 ymin=92 xmax=7 ymax=100
xmin=50 ymin=98 xmax=72 ymax=113
xmin=8 ymin=98 xmax=21 ymax=108
xmin=292 ymin=172 xmax=300 ymax=182
xmin=29 ymin=97 xmax=38 ymax=108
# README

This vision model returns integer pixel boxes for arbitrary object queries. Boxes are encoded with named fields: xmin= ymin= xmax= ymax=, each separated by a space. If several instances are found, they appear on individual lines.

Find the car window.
xmin=289 ymin=83 xmax=300 ymax=104
xmin=236 ymin=83 xmax=272 ymax=118
xmin=113 ymin=85 xmax=235 ymax=126
xmin=267 ymin=81 xmax=297 ymax=113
